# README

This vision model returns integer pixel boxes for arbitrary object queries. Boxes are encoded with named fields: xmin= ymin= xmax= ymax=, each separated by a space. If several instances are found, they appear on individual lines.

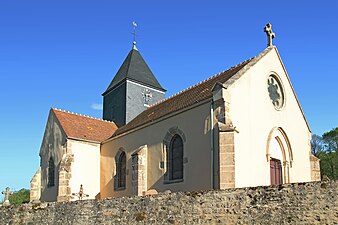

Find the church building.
xmin=30 ymin=24 xmax=320 ymax=202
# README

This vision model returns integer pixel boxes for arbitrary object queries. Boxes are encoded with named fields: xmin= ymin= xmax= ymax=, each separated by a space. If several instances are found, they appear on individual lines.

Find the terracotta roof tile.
xmin=52 ymin=109 xmax=118 ymax=142
xmin=113 ymin=58 xmax=253 ymax=137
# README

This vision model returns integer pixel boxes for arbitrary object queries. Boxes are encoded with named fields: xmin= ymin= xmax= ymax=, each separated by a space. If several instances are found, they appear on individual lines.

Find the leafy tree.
xmin=318 ymin=151 xmax=337 ymax=179
xmin=8 ymin=188 xmax=30 ymax=205
xmin=321 ymin=127 xmax=338 ymax=180
xmin=312 ymin=127 xmax=338 ymax=180
xmin=322 ymin=127 xmax=338 ymax=153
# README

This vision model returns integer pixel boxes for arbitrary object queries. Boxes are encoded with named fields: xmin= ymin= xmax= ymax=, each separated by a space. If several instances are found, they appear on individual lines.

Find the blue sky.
xmin=0 ymin=1 xmax=337 ymax=195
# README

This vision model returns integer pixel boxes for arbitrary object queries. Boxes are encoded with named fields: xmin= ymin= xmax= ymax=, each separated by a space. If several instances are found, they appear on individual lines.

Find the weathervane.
xmin=264 ymin=23 xmax=275 ymax=47
xmin=132 ymin=21 xmax=138 ymax=50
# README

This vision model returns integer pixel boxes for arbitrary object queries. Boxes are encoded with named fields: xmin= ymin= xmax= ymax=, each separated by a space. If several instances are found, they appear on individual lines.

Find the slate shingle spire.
xmin=102 ymin=46 xmax=166 ymax=127
xmin=103 ymin=48 xmax=165 ymax=95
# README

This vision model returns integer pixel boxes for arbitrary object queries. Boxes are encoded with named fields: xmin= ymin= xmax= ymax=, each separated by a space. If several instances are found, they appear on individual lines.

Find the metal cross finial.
xmin=72 ymin=184 xmax=89 ymax=200
xmin=264 ymin=23 xmax=275 ymax=47
xmin=131 ymin=21 xmax=138 ymax=50
xmin=2 ymin=187 xmax=13 ymax=205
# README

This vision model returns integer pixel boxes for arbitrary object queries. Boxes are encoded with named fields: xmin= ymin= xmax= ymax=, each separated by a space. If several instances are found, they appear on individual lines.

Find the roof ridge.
xmin=147 ymin=57 xmax=253 ymax=109
xmin=125 ymin=49 xmax=134 ymax=79
xmin=52 ymin=108 xmax=114 ymax=123
xmin=113 ymin=54 xmax=257 ymax=138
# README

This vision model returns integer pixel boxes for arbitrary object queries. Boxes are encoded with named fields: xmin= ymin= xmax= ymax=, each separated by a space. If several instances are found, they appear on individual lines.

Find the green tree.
xmin=8 ymin=188 xmax=30 ymax=205
xmin=322 ymin=127 xmax=338 ymax=153
xmin=322 ymin=127 xmax=338 ymax=180
xmin=313 ymin=127 xmax=338 ymax=180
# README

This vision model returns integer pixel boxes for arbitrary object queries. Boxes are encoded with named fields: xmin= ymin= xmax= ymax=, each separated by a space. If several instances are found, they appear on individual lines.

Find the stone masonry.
xmin=57 ymin=141 xmax=74 ymax=202
xmin=131 ymin=145 xmax=148 ymax=196
xmin=212 ymin=82 xmax=236 ymax=189
xmin=30 ymin=167 xmax=41 ymax=202
xmin=310 ymin=154 xmax=321 ymax=181
xmin=1 ymin=180 xmax=337 ymax=224
xmin=218 ymin=127 xmax=236 ymax=189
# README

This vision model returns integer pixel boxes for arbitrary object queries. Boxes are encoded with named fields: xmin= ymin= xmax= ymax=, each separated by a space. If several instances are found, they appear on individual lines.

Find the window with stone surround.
xmin=115 ymin=151 xmax=126 ymax=190
xmin=163 ymin=127 xmax=186 ymax=184
xmin=168 ymin=134 xmax=184 ymax=181
xmin=267 ymin=74 xmax=285 ymax=110
xmin=48 ymin=157 xmax=55 ymax=187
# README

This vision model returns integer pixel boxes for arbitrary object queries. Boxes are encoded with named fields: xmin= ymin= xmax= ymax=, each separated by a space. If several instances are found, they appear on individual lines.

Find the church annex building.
xmin=30 ymin=24 xmax=320 ymax=202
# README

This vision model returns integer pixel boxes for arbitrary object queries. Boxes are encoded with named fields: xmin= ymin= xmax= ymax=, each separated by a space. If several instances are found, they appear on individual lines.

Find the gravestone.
xmin=1 ymin=187 xmax=13 ymax=206
xmin=72 ymin=184 xmax=89 ymax=200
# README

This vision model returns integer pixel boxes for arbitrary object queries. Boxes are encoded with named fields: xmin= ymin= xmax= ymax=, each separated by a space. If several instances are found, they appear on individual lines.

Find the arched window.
xmin=48 ymin=157 xmax=55 ymax=187
xmin=169 ymin=135 xmax=184 ymax=181
xmin=116 ymin=151 xmax=126 ymax=189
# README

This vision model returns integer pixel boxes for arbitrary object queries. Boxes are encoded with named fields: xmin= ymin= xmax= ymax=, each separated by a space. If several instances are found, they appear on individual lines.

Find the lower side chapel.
xmin=30 ymin=24 xmax=320 ymax=202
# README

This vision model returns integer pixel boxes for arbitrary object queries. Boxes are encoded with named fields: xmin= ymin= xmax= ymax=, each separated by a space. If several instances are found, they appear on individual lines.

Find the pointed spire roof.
xmin=103 ymin=48 xmax=165 ymax=95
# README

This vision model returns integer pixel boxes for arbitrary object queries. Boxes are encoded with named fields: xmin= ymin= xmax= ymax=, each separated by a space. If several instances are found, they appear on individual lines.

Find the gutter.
xmin=67 ymin=136 xmax=101 ymax=144
xmin=210 ymin=101 xmax=214 ymax=189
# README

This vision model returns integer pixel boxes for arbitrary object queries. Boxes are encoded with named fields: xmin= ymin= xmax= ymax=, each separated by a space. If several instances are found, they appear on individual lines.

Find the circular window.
xmin=267 ymin=75 xmax=284 ymax=110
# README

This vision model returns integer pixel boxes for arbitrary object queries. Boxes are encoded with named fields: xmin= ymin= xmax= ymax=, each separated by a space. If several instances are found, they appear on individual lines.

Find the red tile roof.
xmin=52 ymin=108 xmax=118 ymax=142
xmin=113 ymin=58 xmax=253 ymax=137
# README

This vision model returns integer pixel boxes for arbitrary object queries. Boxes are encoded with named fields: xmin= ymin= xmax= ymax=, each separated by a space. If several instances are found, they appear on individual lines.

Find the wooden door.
xmin=270 ymin=158 xmax=283 ymax=185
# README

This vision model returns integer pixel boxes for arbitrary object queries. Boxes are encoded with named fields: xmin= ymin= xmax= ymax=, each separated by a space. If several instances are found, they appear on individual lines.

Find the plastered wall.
xmin=69 ymin=140 xmax=101 ymax=200
xmin=100 ymin=102 xmax=213 ymax=198
xmin=228 ymin=48 xmax=312 ymax=188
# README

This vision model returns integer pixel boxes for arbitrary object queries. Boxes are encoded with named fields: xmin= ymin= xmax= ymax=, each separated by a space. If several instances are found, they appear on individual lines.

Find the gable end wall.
xmin=39 ymin=110 xmax=67 ymax=202
xmin=228 ymin=49 xmax=312 ymax=188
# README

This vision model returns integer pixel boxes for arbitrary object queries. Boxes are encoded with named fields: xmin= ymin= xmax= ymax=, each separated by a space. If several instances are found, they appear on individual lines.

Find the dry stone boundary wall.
xmin=0 ymin=181 xmax=337 ymax=224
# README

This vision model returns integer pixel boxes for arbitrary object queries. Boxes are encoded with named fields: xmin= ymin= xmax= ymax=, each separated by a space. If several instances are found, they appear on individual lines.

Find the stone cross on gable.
xmin=72 ymin=184 xmax=89 ymax=200
xmin=2 ymin=187 xmax=13 ymax=206
xmin=264 ymin=23 xmax=275 ymax=47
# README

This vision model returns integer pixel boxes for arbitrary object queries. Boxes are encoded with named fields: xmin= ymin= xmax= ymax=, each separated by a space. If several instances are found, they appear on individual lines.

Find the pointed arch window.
xmin=168 ymin=134 xmax=184 ymax=181
xmin=115 ymin=151 xmax=126 ymax=190
xmin=48 ymin=157 xmax=55 ymax=187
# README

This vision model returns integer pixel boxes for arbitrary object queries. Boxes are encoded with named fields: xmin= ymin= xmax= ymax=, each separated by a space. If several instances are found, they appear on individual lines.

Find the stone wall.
xmin=57 ymin=146 xmax=74 ymax=202
xmin=1 ymin=181 xmax=337 ymax=225
xmin=131 ymin=145 xmax=148 ymax=196
xmin=30 ymin=167 xmax=41 ymax=202
xmin=310 ymin=154 xmax=321 ymax=181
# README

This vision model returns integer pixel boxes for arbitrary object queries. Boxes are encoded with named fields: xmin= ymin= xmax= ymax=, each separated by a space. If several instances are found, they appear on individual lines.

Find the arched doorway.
xmin=266 ymin=127 xmax=293 ymax=185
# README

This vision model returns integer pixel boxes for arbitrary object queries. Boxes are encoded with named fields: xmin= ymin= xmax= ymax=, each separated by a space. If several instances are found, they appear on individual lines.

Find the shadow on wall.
xmin=39 ymin=112 xmax=67 ymax=202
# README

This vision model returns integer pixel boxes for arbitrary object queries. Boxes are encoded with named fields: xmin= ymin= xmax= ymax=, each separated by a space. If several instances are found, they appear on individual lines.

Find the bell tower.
xmin=102 ymin=42 xmax=166 ymax=127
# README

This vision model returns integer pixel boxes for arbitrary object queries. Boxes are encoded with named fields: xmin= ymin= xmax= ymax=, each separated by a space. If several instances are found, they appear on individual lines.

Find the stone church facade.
xmin=30 ymin=26 xmax=320 ymax=202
